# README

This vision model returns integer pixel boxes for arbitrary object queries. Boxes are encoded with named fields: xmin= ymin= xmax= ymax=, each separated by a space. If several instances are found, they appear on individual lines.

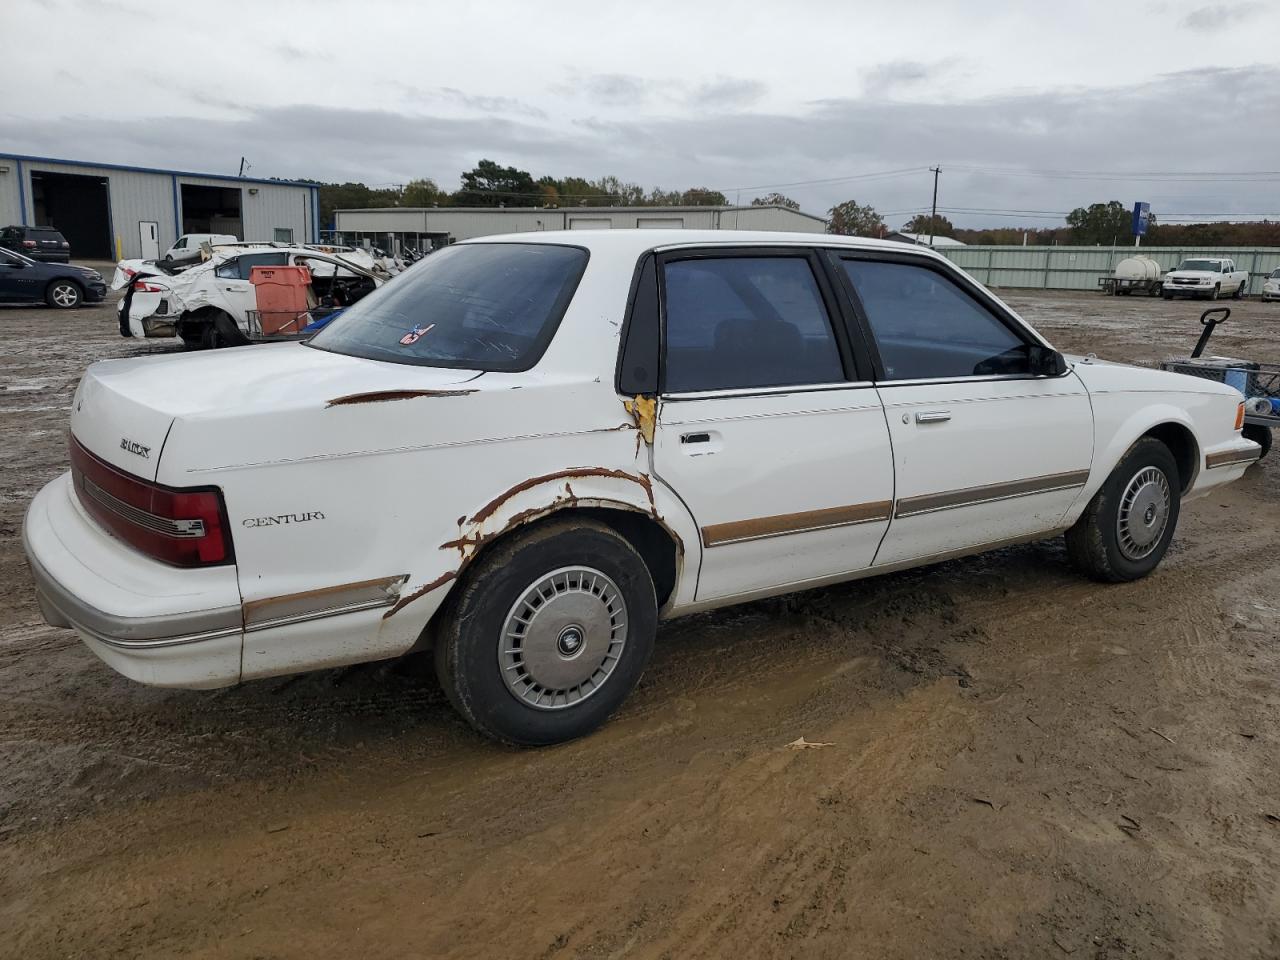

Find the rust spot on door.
xmin=623 ymin=395 xmax=656 ymax=445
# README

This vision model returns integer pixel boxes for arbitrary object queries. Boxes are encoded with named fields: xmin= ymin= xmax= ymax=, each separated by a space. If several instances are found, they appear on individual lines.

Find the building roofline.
xmin=335 ymin=204 xmax=829 ymax=223
xmin=0 ymin=152 xmax=318 ymax=190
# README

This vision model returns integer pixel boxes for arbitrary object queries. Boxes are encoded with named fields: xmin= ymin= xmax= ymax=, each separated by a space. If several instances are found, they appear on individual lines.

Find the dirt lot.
xmin=2 ymin=285 xmax=1279 ymax=959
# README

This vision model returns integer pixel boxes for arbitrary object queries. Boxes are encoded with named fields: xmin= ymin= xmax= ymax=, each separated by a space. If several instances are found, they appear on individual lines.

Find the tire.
xmin=45 ymin=279 xmax=82 ymax=309
xmin=204 ymin=310 xmax=250 ymax=348
xmin=1210 ymin=284 xmax=1220 ymax=301
xmin=1065 ymin=437 xmax=1181 ymax=583
xmin=1243 ymin=423 xmax=1272 ymax=460
xmin=434 ymin=518 xmax=658 ymax=745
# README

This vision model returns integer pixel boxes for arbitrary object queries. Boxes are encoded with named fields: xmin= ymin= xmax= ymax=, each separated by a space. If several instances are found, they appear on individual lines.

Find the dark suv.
xmin=0 ymin=225 xmax=71 ymax=263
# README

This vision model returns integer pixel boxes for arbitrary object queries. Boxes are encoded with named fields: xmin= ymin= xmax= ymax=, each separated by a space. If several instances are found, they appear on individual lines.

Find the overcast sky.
xmin=3 ymin=0 xmax=1279 ymax=228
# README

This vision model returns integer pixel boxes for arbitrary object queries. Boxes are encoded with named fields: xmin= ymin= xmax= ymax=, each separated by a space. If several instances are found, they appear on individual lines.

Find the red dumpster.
xmin=250 ymin=265 xmax=314 ymax=336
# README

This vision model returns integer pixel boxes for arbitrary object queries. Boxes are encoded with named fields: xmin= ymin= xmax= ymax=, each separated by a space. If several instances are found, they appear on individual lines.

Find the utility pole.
xmin=928 ymin=166 xmax=941 ymax=248
xmin=238 ymin=156 xmax=246 ymax=177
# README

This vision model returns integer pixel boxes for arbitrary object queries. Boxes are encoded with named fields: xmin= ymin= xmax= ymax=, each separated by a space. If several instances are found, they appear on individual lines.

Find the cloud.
xmin=555 ymin=73 xmax=651 ymax=105
xmin=1181 ymin=2 xmax=1261 ymax=31
xmin=861 ymin=59 xmax=959 ymax=97
xmin=686 ymin=77 xmax=767 ymax=110
xmin=434 ymin=87 xmax=548 ymax=120
xmin=2 ymin=66 xmax=1277 ymax=224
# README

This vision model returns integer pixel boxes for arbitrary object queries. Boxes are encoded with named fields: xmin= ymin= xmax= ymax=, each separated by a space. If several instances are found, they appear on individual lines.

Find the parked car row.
xmin=22 ymin=230 xmax=1261 ymax=745
xmin=0 ymin=246 xmax=106 ymax=307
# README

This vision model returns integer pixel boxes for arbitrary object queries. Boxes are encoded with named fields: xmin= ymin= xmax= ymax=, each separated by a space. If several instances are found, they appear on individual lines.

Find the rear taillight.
xmin=133 ymin=281 xmax=168 ymax=293
xmin=61 ymin=241 xmax=70 ymax=249
xmin=68 ymin=436 xmax=233 ymax=567
xmin=21 ymin=240 xmax=35 ymax=248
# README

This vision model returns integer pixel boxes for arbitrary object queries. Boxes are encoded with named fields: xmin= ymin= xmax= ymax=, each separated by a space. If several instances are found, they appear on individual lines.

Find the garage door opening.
xmin=30 ymin=171 xmax=112 ymax=259
xmin=180 ymin=184 xmax=242 ymax=238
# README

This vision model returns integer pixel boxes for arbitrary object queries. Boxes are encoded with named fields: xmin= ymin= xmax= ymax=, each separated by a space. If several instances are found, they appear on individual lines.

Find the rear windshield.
xmin=308 ymin=243 xmax=588 ymax=371
xmin=30 ymin=228 xmax=62 ymax=237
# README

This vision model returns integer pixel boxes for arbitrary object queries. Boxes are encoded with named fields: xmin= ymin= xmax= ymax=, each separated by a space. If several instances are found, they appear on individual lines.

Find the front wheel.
xmin=45 ymin=280 xmax=82 ymax=309
xmin=1210 ymin=284 xmax=1220 ymax=301
xmin=434 ymin=518 xmax=658 ymax=745
xmin=1066 ymin=438 xmax=1181 ymax=582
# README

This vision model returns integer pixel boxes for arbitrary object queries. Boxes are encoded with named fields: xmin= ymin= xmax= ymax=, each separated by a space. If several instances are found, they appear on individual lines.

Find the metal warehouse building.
xmin=333 ymin=204 xmax=827 ymax=252
xmin=0 ymin=154 xmax=320 ymax=261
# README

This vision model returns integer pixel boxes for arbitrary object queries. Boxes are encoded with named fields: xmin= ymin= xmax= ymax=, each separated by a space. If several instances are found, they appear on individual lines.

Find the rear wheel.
xmin=434 ymin=518 xmax=658 ymax=745
xmin=1233 ymin=280 xmax=1247 ymax=300
xmin=45 ymin=280 xmax=82 ymax=309
xmin=1243 ymin=423 xmax=1272 ymax=460
xmin=1066 ymin=438 xmax=1181 ymax=582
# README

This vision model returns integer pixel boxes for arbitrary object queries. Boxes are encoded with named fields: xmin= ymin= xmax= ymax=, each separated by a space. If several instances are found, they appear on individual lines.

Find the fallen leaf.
xmin=787 ymin=737 xmax=834 ymax=750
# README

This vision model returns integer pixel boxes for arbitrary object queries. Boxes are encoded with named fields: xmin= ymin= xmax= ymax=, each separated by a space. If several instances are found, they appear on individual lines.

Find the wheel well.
xmin=47 ymin=277 xmax=82 ymax=293
xmin=453 ymin=506 xmax=680 ymax=609
xmin=1143 ymin=422 xmax=1198 ymax=492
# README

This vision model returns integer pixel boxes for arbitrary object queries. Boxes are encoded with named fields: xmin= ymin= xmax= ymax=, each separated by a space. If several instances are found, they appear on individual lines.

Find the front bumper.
xmin=83 ymin=282 xmax=107 ymax=302
xmin=22 ymin=473 xmax=244 ymax=688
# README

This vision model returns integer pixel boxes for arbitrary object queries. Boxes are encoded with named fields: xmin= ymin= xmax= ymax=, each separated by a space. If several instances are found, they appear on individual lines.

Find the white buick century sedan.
xmin=24 ymin=231 xmax=1261 ymax=744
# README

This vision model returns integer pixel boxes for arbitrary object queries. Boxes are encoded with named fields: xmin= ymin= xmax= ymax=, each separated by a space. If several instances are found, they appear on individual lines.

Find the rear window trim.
xmin=306 ymin=241 xmax=590 ymax=373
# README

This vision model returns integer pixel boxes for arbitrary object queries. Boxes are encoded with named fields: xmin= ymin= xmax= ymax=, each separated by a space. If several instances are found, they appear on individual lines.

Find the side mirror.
xmin=1028 ymin=344 xmax=1067 ymax=377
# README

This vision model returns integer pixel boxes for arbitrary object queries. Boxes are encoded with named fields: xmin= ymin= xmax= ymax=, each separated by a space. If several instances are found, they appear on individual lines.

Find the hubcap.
xmin=499 ymin=566 xmax=628 ymax=710
xmin=1116 ymin=466 xmax=1172 ymax=560
xmin=52 ymin=285 xmax=76 ymax=306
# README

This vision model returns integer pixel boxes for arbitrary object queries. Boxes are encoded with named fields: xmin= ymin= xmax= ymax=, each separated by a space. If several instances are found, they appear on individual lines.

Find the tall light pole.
xmin=928 ymin=166 xmax=941 ymax=248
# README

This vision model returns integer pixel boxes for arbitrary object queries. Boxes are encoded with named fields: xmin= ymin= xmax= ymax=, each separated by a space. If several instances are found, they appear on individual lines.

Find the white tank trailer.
xmin=1100 ymin=255 xmax=1164 ymax=296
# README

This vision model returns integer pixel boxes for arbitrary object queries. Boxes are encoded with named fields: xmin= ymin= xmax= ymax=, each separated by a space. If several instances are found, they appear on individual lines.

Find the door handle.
xmin=681 ymin=432 xmax=711 ymax=444
xmin=915 ymin=410 xmax=951 ymax=424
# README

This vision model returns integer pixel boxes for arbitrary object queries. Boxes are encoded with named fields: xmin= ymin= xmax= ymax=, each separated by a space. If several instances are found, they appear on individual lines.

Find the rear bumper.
xmin=22 ymin=473 xmax=244 ymax=688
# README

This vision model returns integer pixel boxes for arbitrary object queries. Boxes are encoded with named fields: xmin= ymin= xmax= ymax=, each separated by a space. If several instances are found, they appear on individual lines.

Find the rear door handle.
xmin=915 ymin=410 xmax=951 ymax=424
xmin=681 ymin=432 xmax=711 ymax=444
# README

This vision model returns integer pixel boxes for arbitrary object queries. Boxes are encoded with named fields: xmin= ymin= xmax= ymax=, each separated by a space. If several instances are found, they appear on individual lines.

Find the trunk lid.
xmin=70 ymin=343 xmax=480 ymax=481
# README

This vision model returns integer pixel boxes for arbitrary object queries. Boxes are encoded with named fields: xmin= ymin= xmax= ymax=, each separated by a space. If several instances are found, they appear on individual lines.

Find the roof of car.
xmin=464 ymin=229 xmax=946 ymax=260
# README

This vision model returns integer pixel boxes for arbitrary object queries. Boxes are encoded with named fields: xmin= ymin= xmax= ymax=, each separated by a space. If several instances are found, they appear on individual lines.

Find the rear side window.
xmin=215 ymin=252 xmax=289 ymax=280
xmin=842 ymin=259 xmax=1030 ymax=380
xmin=662 ymin=257 xmax=844 ymax=393
xmin=308 ymin=243 xmax=588 ymax=371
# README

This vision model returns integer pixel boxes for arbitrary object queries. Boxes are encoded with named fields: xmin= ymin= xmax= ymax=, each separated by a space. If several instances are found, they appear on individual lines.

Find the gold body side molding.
xmin=701 ymin=501 xmax=893 ymax=548
xmin=894 ymin=470 xmax=1091 ymax=519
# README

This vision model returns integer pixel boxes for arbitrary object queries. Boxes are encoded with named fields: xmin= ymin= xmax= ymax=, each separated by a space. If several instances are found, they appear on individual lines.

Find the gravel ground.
xmin=1 ymin=282 xmax=1279 ymax=959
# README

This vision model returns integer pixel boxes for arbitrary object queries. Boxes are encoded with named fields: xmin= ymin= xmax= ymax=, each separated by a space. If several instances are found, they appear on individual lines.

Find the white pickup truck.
xmin=1162 ymin=257 xmax=1249 ymax=301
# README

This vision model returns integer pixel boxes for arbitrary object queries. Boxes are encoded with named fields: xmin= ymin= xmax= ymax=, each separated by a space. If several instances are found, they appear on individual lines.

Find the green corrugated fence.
xmin=934 ymin=245 xmax=1280 ymax=292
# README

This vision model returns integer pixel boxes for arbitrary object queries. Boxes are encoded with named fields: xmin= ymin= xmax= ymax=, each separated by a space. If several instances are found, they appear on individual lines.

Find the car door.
xmin=211 ymin=252 xmax=289 ymax=326
xmin=0 ymin=249 xmax=40 ymax=300
xmin=832 ymin=252 xmax=1094 ymax=568
xmin=645 ymin=248 xmax=895 ymax=603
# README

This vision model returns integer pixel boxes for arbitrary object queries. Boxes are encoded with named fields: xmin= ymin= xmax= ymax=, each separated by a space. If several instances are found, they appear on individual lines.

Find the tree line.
xmin=828 ymin=198 xmax=1280 ymax=246
xmin=305 ymin=160 xmax=808 ymax=226
xmin=301 ymin=164 xmax=1280 ymax=245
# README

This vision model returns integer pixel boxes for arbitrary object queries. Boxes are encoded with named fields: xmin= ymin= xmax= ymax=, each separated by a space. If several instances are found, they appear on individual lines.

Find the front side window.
xmin=662 ymin=256 xmax=844 ymax=393
xmin=173 ymin=237 xmax=187 ymax=249
xmin=842 ymin=259 xmax=1030 ymax=380
xmin=308 ymin=243 xmax=588 ymax=371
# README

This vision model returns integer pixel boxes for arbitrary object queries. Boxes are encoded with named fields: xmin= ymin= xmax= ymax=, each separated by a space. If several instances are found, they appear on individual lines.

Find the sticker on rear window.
xmin=399 ymin=323 xmax=434 ymax=346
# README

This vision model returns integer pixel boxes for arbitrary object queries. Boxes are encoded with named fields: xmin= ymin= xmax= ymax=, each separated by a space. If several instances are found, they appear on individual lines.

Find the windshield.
xmin=0 ymin=247 xmax=37 ymax=266
xmin=1178 ymin=259 xmax=1222 ymax=272
xmin=1270 ymin=269 xmax=1280 ymax=279
xmin=308 ymin=243 xmax=588 ymax=371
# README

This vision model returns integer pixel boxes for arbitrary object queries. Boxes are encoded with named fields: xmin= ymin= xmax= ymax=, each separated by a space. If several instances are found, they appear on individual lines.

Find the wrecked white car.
xmin=113 ymin=245 xmax=387 ymax=348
